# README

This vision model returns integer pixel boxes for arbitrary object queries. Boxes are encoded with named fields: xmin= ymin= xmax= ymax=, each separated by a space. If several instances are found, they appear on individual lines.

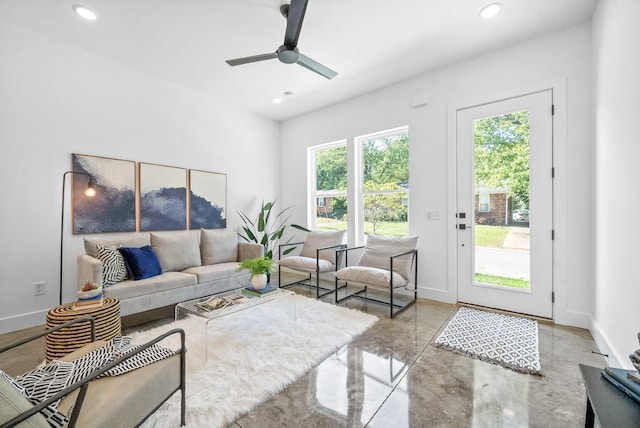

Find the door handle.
xmin=457 ymin=224 xmax=471 ymax=230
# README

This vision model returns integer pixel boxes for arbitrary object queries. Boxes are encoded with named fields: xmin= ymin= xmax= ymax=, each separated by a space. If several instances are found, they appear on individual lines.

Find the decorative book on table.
xmin=195 ymin=294 xmax=249 ymax=312
xmin=601 ymin=367 xmax=640 ymax=405
xmin=73 ymin=292 xmax=104 ymax=310
xmin=242 ymin=284 xmax=278 ymax=297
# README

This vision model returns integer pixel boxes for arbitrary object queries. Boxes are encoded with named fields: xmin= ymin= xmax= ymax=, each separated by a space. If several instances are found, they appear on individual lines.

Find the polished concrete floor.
xmin=232 ymin=283 xmax=604 ymax=428
xmin=1 ymin=279 xmax=605 ymax=427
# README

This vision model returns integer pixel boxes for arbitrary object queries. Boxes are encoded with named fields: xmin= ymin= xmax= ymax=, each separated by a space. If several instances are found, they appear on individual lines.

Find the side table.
xmin=579 ymin=364 xmax=640 ymax=427
xmin=45 ymin=297 xmax=121 ymax=362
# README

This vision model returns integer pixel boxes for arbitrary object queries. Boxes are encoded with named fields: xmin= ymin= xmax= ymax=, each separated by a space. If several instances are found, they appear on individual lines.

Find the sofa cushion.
xmin=358 ymin=235 xmax=418 ymax=280
xmin=150 ymin=232 xmax=201 ymax=272
xmin=299 ymin=230 xmax=345 ymax=262
xmin=96 ymin=244 xmax=128 ymax=286
xmin=84 ymin=234 xmax=150 ymax=258
xmin=103 ymin=272 xmax=197 ymax=300
xmin=200 ymin=229 xmax=238 ymax=265
xmin=182 ymin=262 xmax=246 ymax=283
xmin=119 ymin=246 xmax=163 ymax=280
xmin=0 ymin=371 xmax=49 ymax=428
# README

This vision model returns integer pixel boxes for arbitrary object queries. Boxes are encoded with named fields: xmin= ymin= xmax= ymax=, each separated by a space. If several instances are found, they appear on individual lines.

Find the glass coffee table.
xmin=175 ymin=287 xmax=296 ymax=358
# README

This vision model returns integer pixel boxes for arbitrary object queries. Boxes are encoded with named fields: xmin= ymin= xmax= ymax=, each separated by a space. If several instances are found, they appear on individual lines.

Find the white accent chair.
xmin=335 ymin=234 xmax=418 ymax=318
xmin=278 ymin=230 xmax=346 ymax=298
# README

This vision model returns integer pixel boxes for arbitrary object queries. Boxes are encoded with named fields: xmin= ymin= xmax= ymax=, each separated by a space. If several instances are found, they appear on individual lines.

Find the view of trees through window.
xmin=311 ymin=128 xmax=409 ymax=240
xmin=361 ymin=131 xmax=409 ymax=236
xmin=313 ymin=144 xmax=347 ymax=232
xmin=474 ymin=111 xmax=530 ymax=210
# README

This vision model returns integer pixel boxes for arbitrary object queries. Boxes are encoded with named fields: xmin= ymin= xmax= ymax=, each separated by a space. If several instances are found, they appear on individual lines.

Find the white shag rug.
xmin=130 ymin=293 xmax=378 ymax=427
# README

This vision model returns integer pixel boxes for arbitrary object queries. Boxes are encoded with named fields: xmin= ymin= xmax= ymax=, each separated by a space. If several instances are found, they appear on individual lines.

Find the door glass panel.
xmin=473 ymin=111 xmax=531 ymax=290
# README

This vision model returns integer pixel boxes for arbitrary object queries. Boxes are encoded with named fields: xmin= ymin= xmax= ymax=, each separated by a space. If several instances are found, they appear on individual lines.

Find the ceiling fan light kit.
xmin=226 ymin=0 xmax=337 ymax=79
xmin=480 ymin=3 xmax=502 ymax=19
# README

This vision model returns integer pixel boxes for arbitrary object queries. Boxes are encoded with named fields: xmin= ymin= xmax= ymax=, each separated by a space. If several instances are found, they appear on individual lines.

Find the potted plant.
xmin=237 ymin=257 xmax=275 ymax=290
xmin=237 ymin=199 xmax=308 ymax=260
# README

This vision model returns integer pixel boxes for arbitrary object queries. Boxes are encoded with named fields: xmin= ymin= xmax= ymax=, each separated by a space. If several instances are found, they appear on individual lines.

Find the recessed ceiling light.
xmin=271 ymin=97 xmax=283 ymax=104
xmin=72 ymin=5 xmax=99 ymax=21
xmin=480 ymin=3 xmax=501 ymax=19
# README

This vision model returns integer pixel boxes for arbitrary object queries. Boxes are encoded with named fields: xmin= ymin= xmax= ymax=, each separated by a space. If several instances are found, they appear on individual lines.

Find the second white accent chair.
xmin=278 ymin=230 xmax=346 ymax=298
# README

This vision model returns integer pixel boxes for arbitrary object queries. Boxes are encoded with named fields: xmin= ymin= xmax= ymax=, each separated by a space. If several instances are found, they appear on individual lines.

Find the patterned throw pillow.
xmin=96 ymin=244 xmax=128 ymax=286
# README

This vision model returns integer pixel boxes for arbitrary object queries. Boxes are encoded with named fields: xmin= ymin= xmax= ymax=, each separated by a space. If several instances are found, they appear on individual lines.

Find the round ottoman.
xmin=45 ymin=297 xmax=121 ymax=362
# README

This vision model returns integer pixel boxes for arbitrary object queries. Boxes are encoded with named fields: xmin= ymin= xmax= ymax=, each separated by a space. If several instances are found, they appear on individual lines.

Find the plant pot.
xmin=251 ymin=273 xmax=268 ymax=290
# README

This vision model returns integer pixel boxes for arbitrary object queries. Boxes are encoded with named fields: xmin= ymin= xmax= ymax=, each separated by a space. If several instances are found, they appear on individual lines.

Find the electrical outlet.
xmin=33 ymin=281 xmax=45 ymax=296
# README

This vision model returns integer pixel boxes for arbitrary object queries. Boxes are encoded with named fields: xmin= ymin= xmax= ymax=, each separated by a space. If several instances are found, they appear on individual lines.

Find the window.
xmin=309 ymin=127 xmax=410 ymax=245
xmin=357 ymin=127 xmax=409 ymax=239
xmin=479 ymin=192 xmax=490 ymax=212
xmin=309 ymin=141 xmax=347 ymax=233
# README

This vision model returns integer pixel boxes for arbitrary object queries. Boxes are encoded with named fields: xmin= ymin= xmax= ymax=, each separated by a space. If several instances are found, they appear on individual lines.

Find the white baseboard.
xmin=590 ymin=318 xmax=626 ymax=369
xmin=554 ymin=308 xmax=592 ymax=329
xmin=1 ymin=310 xmax=48 ymax=335
xmin=418 ymin=286 xmax=456 ymax=304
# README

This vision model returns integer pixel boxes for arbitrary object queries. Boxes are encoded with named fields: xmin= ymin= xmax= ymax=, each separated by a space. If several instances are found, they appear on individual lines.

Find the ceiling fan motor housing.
xmin=277 ymin=45 xmax=299 ymax=63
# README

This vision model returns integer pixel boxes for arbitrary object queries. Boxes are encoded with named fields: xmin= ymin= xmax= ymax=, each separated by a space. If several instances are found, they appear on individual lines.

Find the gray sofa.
xmin=77 ymin=229 xmax=262 ymax=316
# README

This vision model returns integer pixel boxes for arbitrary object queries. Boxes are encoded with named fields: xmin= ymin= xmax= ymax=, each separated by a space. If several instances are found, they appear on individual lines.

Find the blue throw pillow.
xmin=118 ymin=245 xmax=162 ymax=280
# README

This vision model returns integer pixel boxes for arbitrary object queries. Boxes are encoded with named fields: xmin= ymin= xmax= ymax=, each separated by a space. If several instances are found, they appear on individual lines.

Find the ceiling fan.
xmin=225 ymin=0 xmax=337 ymax=79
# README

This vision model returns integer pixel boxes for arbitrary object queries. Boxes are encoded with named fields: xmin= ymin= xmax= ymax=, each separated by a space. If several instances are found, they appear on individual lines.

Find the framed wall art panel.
xmin=189 ymin=169 xmax=227 ymax=229
xmin=139 ymin=163 xmax=187 ymax=231
xmin=72 ymin=154 xmax=136 ymax=234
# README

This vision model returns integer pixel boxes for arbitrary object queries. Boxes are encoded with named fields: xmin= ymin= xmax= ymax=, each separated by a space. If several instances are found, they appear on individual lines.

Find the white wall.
xmin=0 ymin=20 xmax=280 ymax=333
xmin=592 ymin=0 xmax=640 ymax=368
xmin=280 ymin=23 xmax=594 ymax=328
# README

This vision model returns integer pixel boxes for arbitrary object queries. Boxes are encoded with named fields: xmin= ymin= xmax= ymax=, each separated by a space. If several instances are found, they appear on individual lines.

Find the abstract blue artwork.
xmin=72 ymin=154 xmax=136 ymax=234
xmin=189 ymin=169 xmax=227 ymax=229
xmin=139 ymin=163 xmax=187 ymax=231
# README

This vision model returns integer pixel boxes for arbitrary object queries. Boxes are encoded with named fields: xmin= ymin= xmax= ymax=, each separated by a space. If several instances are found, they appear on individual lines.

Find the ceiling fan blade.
xmin=226 ymin=52 xmax=278 ymax=66
xmin=284 ymin=0 xmax=308 ymax=47
xmin=296 ymin=52 xmax=337 ymax=79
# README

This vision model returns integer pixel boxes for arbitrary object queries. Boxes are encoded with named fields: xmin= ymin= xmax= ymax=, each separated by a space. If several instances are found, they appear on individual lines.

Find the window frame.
xmin=308 ymin=126 xmax=409 ymax=246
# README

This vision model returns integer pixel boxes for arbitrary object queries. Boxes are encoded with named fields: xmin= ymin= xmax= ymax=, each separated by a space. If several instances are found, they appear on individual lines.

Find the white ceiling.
xmin=0 ymin=0 xmax=597 ymax=122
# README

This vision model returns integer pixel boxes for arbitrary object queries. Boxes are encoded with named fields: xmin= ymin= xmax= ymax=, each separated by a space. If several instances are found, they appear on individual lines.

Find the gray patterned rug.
xmin=434 ymin=306 xmax=542 ymax=375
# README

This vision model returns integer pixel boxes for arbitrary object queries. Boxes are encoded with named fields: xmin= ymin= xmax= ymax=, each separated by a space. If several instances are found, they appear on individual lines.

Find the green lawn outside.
xmin=474 ymin=225 xmax=509 ymax=247
xmin=316 ymin=217 xmax=408 ymax=236
xmin=475 ymin=273 xmax=530 ymax=289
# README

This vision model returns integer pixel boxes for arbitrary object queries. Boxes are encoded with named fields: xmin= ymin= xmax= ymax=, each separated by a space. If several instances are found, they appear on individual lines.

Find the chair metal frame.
xmin=334 ymin=246 xmax=418 ymax=318
xmin=0 ymin=317 xmax=186 ymax=428
xmin=278 ymin=241 xmax=347 ymax=298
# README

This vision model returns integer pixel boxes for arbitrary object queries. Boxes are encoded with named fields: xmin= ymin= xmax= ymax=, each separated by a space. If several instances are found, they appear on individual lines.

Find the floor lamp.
xmin=60 ymin=171 xmax=96 ymax=305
